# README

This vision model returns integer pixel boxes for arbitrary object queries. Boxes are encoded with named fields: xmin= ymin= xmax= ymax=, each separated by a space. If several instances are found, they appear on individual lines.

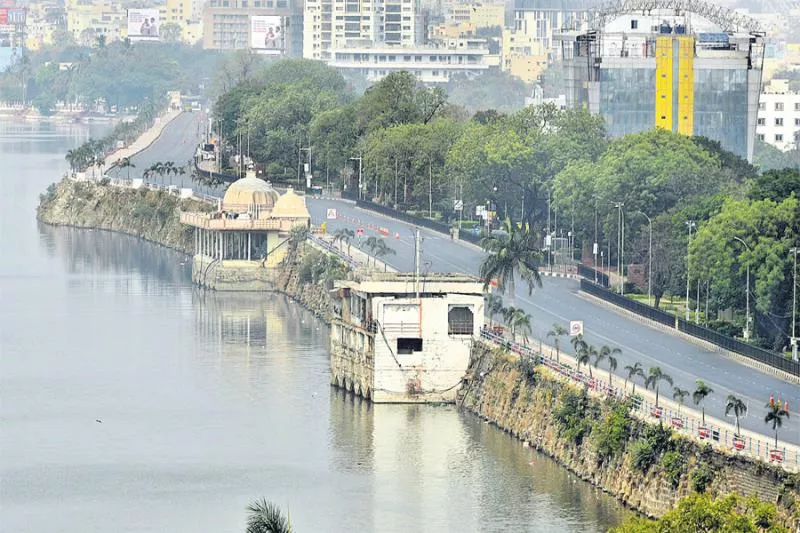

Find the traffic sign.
xmin=454 ymin=199 xmax=463 ymax=211
xmin=569 ymin=320 xmax=583 ymax=336
xmin=356 ymin=228 xmax=364 ymax=236
xmin=326 ymin=208 xmax=337 ymax=220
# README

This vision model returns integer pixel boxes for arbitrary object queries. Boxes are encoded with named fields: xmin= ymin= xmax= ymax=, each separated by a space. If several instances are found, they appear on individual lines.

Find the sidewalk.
xmin=101 ymin=109 xmax=182 ymax=175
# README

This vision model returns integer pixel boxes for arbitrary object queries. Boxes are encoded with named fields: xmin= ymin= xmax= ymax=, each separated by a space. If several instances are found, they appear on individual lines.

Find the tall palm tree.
xmin=645 ymin=366 xmax=673 ymax=408
xmin=245 ymin=498 xmax=292 ymax=533
xmin=593 ymin=345 xmax=620 ymax=385
xmin=764 ymin=399 xmax=790 ymax=448
xmin=373 ymin=239 xmax=396 ymax=271
xmin=606 ymin=354 xmax=618 ymax=387
xmin=65 ymin=149 xmax=77 ymax=172
xmin=546 ymin=323 xmax=567 ymax=364
xmin=479 ymin=217 xmax=542 ymax=306
xmin=485 ymin=294 xmax=504 ymax=329
xmin=692 ymin=380 xmax=714 ymax=425
xmin=624 ymin=362 xmax=644 ymax=394
xmin=673 ymin=387 xmax=689 ymax=415
xmin=507 ymin=308 xmax=532 ymax=344
xmin=725 ymin=395 xmax=747 ymax=436
xmin=570 ymin=334 xmax=588 ymax=373
xmin=118 ymin=157 xmax=135 ymax=181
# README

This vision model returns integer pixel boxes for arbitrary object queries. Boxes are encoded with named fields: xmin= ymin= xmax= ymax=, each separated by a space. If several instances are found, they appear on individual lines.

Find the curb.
xmin=578 ymin=291 xmax=800 ymax=386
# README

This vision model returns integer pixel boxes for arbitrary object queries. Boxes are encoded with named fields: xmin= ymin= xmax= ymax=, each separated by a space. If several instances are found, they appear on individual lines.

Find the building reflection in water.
xmin=328 ymin=398 xmax=630 ymax=532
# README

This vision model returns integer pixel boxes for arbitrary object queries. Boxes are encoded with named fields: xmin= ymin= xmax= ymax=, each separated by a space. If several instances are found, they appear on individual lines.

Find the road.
xmin=307 ymin=198 xmax=800 ymax=444
xmin=133 ymin=112 xmax=798 ymax=445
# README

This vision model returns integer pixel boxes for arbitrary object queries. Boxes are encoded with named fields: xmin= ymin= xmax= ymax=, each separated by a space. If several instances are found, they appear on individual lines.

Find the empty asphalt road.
xmin=307 ymin=198 xmax=799 ymax=444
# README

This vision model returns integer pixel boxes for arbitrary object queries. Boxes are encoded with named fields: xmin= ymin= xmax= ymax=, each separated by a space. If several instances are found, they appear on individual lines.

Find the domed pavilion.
xmin=179 ymin=171 xmax=312 ymax=290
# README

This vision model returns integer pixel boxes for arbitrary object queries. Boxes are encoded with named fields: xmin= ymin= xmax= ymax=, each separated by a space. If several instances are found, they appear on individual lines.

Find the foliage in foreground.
xmin=246 ymin=498 xmax=292 ymax=533
xmin=610 ymin=493 xmax=788 ymax=533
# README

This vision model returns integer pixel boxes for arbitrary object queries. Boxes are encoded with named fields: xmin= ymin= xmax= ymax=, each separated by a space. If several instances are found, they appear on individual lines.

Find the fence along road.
xmin=306 ymin=197 xmax=799 ymax=445
xmin=479 ymin=328 xmax=799 ymax=473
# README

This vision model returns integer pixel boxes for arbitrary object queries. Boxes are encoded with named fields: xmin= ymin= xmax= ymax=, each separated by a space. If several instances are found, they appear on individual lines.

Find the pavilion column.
xmin=247 ymin=233 xmax=251 ymax=261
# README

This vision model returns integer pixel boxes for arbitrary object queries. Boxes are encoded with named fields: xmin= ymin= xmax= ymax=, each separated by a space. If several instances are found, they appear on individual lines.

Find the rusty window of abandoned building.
xmin=448 ymin=305 xmax=473 ymax=335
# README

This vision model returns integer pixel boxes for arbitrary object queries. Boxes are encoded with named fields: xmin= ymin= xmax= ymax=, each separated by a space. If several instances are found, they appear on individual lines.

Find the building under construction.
xmin=557 ymin=0 xmax=765 ymax=161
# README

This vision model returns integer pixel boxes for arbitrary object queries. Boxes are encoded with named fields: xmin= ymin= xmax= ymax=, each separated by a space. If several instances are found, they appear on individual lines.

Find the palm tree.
xmin=507 ymin=308 xmax=532 ymax=344
xmin=245 ymin=498 xmax=292 ymax=533
xmin=570 ymin=334 xmax=587 ymax=373
xmin=764 ymin=399 xmax=790 ymax=448
xmin=673 ymin=387 xmax=689 ymax=415
xmin=606 ymin=354 xmax=618 ymax=387
xmin=364 ymin=235 xmax=378 ymax=267
xmin=485 ymin=294 xmax=504 ymax=329
xmin=65 ymin=149 xmax=77 ymax=172
xmin=725 ymin=395 xmax=747 ymax=436
xmin=692 ymin=380 xmax=714 ymax=425
xmin=95 ymin=156 xmax=105 ymax=179
xmin=479 ymin=217 xmax=542 ymax=305
xmin=332 ymin=228 xmax=355 ymax=256
xmin=118 ymin=157 xmax=135 ymax=181
xmin=624 ymin=362 xmax=644 ymax=394
xmin=546 ymin=323 xmax=567 ymax=364
xmin=594 ymin=345 xmax=620 ymax=385
xmin=373 ymin=239 xmax=396 ymax=271
xmin=645 ymin=366 xmax=673 ymax=408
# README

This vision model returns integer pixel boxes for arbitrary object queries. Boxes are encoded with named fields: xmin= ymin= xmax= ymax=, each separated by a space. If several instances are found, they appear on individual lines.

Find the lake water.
xmin=0 ymin=120 xmax=630 ymax=532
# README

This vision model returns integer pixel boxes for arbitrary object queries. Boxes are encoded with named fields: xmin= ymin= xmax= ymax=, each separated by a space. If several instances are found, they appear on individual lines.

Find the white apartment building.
xmin=512 ymin=0 xmax=594 ymax=57
xmin=756 ymin=79 xmax=800 ymax=151
xmin=304 ymin=0 xmax=422 ymax=60
xmin=327 ymin=38 xmax=495 ymax=83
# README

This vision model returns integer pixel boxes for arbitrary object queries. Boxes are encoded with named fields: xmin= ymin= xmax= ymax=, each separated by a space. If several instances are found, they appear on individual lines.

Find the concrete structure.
xmin=756 ymin=78 xmax=800 ymax=151
xmin=330 ymin=273 xmax=484 ymax=403
xmin=202 ymin=0 xmax=302 ymax=55
xmin=445 ymin=3 xmax=503 ymax=28
xmin=180 ymin=171 xmax=311 ymax=290
xmin=557 ymin=1 xmax=765 ymax=161
xmin=65 ymin=0 xmax=127 ymax=44
xmin=512 ymin=0 xmax=594 ymax=57
xmin=327 ymin=38 xmax=495 ymax=83
xmin=303 ymin=0 xmax=423 ymax=60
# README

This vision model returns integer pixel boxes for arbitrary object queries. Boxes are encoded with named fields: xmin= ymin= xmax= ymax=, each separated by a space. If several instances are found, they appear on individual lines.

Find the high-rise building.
xmin=557 ymin=0 xmax=765 ymax=161
xmin=757 ymin=78 xmax=800 ymax=151
xmin=202 ymin=0 xmax=303 ymax=56
xmin=303 ymin=0 xmax=422 ymax=61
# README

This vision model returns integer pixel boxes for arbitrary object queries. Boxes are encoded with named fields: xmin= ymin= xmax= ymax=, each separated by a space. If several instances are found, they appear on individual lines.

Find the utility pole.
xmin=613 ymin=202 xmax=624 ymax=294
xmin=428 ymin=159 xmax=433 ymax=219
xmin=349 ymin=156 xmax=363 ymax=200
xmin=637 ymin=211 xmax=652 ymax=306
xmin=594 ymin=201 xmax=598 ymax=283
xmin=685 ymin=221 xmax=696 ymax=322
xmin=547 ymin=189 xmax=552 ymax=272
xmin=414 ymin=229 xmax=422 ymax=299
xmin=394 ymin=157 xmax=398 ymax=207
xmin=790 ymin=247 xmax=799 ymax=361
xmin=733 ymin=236 xmax=751 ymax=340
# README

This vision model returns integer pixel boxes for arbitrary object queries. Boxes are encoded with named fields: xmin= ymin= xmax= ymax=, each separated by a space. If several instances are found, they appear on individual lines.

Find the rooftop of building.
xmin=221 ymin=170 xmax=279 ymax=212
xmin=271 ymin=186 xmax=310 ymax=219
xmin=335 ymin=273 xmax=485 ymax=295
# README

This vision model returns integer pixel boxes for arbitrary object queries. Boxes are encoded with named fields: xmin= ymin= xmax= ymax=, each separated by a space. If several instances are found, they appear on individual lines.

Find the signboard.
xmin=453 ymin=199 xmax=463 ymax=212
xmin=569 ymin=320 xmax=583 ymax=336
xmin=356 ymin=228 xmax=364 ymax=236
xmin=127 ymin=9 xmax=160 ymax=41
xmin=475 ymin=205 xmax=486 ymax=218
xmin=326 ymin=208 xmax=337 ymax=220
xmin=250 ymin=15 xmax=283 ymax=53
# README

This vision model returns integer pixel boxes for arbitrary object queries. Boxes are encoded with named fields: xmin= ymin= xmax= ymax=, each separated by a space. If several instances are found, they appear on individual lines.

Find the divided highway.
xmin=307 ymin=198 xmax=799 ymax=444
xmin=130 ymin=112 xmax=797 ymax=444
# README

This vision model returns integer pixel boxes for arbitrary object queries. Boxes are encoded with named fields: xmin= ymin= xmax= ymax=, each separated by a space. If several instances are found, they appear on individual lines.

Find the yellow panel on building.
xmin=655 ymin=36 xmax=673 ymax=131
xmin=677 ymin=36 xmax=695 ymax=136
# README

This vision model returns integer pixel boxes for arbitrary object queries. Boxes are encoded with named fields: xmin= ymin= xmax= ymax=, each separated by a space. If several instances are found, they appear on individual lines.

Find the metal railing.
xmin=478 ymin=328 xmax=798 ymax=472
xmin=577 ymin=264 xmax=610 ymax=288
xmin=580 ymin=279 xmax=675 ymax=327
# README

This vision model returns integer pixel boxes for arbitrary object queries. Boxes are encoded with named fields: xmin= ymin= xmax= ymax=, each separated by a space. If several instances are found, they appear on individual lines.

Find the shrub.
xmin=630 ymin=424 xmax=672 ymax=472
xmin=99 ymin=177 xmax=111 ymax=186
xmin=517 ymin=356 xmax=539 ymax=387
xmin=39 ymin=183 xmax=58 ymax=204
xmin=554 ymin=388 xmax=595 ymax=446
xmin=691 ymin=460 xmax=715 ymax=493
xmin=660 ymin=450 xmax=685 ymax=489
xmin=593 ymin=401 xmax=631 ymax=462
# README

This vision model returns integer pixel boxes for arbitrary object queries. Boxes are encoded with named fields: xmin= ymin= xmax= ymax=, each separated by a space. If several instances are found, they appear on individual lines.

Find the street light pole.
xmin=732 ymin=236 xmax=751 ymax=341
xmin=790 ymin=246 xmax=799 ymax=361
xmin=613 ymin=201 xmax=624 ymax=294
xmin=349 ymin=156 xmax=363 ymax=200
xmin=637 ymin=211 xmax=652 ymax=306
xmin=685 ymin=220 xmax=696 ymax=322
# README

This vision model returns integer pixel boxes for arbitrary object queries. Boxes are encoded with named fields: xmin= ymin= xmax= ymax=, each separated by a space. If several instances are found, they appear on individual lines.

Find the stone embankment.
xmin=459 ymin=342 xmax=800 ymax=528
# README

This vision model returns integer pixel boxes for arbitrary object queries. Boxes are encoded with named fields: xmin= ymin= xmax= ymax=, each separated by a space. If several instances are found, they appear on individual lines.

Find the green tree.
xmin=594 ymin=345 xmax=621 ymax=385
xmin=245 ymin=498 xmax=292 ymax=533
xmin=332 ymin=228 xmax=354 ymax=255
xmin=725 ymin=394 xmax=747 ymax=436
xmin=624 ymin=362 xmax=644 ymax=394
xmin=546 ymin=323 xmax=567 ymax=364
xmin=645 ymin=366 xmax=673 ymax=408
xmin=478 ymin=217 xmax=542 ymax=305
xmin=672 ymin=387 xmax=689 ymax=415
xmin=692 ymin=380 xmax=714 ymax=425
xmin=485 ymin=294 xmax=504 ymax=329
xmin=372 ymin=238 xmax=396 ymax=271
xmin=748 ymin=168 xmax=800 ymax=202
xmin=765 ymin=399 xmax=790 ymax=448
xmin=356 ymin=71 xmax=447 ymax=133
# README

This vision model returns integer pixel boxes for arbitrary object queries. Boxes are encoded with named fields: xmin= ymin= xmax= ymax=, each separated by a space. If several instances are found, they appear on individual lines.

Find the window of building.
xmin=757 ymin=118 xmax=765 ymax=126
xmin=757 ymin=134 xmax=764 ymax=141
xmin=796 ymin=118 xmax=800 ymax=126
xmin=397 ymin=338 xmax=423 ymax=354
xmin=776 ymin=118 xmax=784 ymax=126
xmin=758 ymin=102 xmax=766 ymax=111
xmin=796 ymin=102 xmax=800 ymax=111
xmin=631 ymin=19 xmax=638 ymax=29
xmin=448 ymin=306 xmax=474 ymax=335
xmin=775 ymin=102 xmax=784 ymax=111
xmin=776 ymin=134 xmax=784 ymax=142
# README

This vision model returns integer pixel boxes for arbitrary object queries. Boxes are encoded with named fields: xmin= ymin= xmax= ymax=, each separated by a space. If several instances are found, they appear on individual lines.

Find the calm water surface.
xmin=0 ymin=120 xmax=631 ymax=532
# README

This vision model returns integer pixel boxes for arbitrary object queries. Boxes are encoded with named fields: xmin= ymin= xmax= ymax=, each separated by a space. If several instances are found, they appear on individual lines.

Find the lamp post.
xmin=685 ymin=220 xmax=696 ymax=322
xmin=349 ymin=156 xmax=362 ymax=200
xmin=613 ymin=201 xmax=625 ymax=294
xmin=637 ymin=211 xmax=652 ymax=306
xmin=790 ymin=247 xmax=799 ymax=361
xmin=732 ymin=236 xmax=751 ymax=341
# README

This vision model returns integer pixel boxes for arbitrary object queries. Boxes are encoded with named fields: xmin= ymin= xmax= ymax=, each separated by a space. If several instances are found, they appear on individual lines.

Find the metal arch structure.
xmin=590 ymin=0 xmax=763 ymax=34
